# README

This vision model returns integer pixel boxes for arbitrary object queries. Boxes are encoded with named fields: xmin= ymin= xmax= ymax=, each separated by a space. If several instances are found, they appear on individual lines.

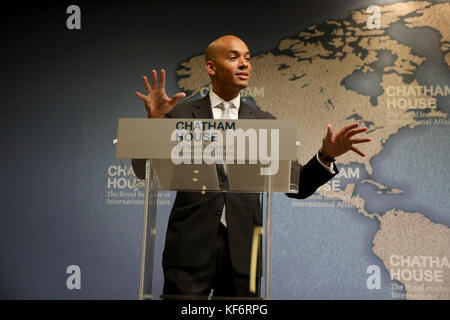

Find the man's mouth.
xmin=236 ymin=72 xmax=249 ymax=80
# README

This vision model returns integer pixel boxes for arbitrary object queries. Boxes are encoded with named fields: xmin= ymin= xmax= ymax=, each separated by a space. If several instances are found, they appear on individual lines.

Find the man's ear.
xmin=206 ymin=61 xmax=215 ymax=76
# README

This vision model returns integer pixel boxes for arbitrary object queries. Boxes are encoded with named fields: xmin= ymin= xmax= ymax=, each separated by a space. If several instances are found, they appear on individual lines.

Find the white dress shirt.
xmin=209 ymin=90 xmax=240 ymax=119
xmin=209 ymin=91 xmax=240 ymax=227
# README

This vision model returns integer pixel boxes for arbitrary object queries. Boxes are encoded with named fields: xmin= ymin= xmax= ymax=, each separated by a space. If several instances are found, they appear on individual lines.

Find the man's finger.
xmin=160 ymin=69 xmax=166 ymax=89
xmin=142 ymin=76 xmax=152 ymax=93
xmin=351 ymin=146 xmax=366 ymax=157
xmin=170 ymin=92 xmax=186 ymax=106
xmin=346 ymin=127 xmax=367 ymax=137
xmin=136 ymin=91 xmax=146 ymax=100
xmin=341 ymin=123 xmax=360 ymax=134
xmin=350 ymin=138 xmax=371 ymax=144
xmin=326 ymin=124 xmax=333 ymax=139
xmin=151 ymin=69 xmax=157 ymax=88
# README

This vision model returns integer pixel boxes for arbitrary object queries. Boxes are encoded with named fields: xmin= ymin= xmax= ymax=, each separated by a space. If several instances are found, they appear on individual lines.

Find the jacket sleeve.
xmin=286 ymin=155 xmax=338 ymax=200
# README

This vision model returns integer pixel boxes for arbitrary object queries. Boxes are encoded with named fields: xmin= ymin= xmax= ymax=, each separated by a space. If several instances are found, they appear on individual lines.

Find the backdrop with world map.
xmin=1 ymin=0 xmax=448 ymax=299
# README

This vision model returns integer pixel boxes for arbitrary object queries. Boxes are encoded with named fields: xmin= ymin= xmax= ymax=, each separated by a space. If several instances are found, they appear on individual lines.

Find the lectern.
xmin=115 ymin=118 xmax=300 ymax=299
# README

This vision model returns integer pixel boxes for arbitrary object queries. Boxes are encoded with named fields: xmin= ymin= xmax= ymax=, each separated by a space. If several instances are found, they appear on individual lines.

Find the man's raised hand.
xmin=320 ymin=123 xmax=371 ymax=159
xmin=135 ymin=69 xmax=186 ymax=118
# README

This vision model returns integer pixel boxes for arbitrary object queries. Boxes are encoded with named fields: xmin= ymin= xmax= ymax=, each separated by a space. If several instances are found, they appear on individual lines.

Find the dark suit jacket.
xmin=151 ymin=95 xmax=337 ymax=276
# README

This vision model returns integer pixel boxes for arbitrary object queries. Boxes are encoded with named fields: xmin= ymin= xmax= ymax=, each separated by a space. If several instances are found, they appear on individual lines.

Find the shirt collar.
xmin=209 ymin=90 xmax=241 ymax=110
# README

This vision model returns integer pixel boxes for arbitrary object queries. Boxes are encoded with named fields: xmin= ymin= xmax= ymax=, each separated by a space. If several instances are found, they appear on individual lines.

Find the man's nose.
xmin=238 ymin=58 xmax=249 ymax=68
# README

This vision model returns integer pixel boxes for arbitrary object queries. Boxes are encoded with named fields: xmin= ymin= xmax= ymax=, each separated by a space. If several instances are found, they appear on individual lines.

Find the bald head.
xmin=205 ymin=35 xmax=248 ymax=62
xmin=204 ymin=35 xmax=252 ymax=100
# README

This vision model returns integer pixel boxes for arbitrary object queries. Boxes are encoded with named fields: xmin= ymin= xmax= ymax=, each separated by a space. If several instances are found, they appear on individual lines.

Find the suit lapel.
xmin=192 ymin=95 xmax=213 ymax=119
xmin=238 ymin=100 xmax=257 ymax=119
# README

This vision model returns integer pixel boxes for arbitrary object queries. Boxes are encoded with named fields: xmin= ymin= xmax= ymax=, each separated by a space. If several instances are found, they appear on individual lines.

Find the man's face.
xmin=208 ymin=37 xmax=252 ymax=93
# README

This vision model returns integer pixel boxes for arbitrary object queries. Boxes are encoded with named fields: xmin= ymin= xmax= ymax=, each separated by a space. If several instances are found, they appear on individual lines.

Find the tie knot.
xmin=218 ymin=101 xmax=232 ymax=110
xmin=215 ymin=101 xmax=235 ymax=120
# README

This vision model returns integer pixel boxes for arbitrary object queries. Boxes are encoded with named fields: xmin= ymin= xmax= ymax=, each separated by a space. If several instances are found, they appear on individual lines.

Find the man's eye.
xmin=230 ymin=56 xmax=237 ymax=60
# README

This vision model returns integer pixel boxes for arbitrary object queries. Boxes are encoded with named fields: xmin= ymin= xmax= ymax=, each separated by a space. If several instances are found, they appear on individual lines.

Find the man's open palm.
xmin=136 ymin=69 xmax=186 ymax=118
xmin=321 ymin=123 xmax=371 ymax=158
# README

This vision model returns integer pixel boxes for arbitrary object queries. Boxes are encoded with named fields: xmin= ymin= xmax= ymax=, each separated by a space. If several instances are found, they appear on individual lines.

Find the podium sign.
xmin=116 ymin=118 xmax=296 ymax=160
xmin=115 ymin=118 xmax=300 ymax=299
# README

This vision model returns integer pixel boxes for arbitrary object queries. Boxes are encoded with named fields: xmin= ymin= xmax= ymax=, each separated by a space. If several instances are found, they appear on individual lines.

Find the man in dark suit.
xmin=135 ymin=35 xmax=370 ymax=298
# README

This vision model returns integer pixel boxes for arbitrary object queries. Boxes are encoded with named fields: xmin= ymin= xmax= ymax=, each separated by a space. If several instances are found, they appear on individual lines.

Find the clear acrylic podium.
xmin=115 ymin=118 xmax=300 ymax=300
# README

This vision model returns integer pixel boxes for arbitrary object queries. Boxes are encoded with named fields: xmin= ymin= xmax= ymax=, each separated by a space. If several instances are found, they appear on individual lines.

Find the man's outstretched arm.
xmin=288 ymin=123 xmax=371 ymax=199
